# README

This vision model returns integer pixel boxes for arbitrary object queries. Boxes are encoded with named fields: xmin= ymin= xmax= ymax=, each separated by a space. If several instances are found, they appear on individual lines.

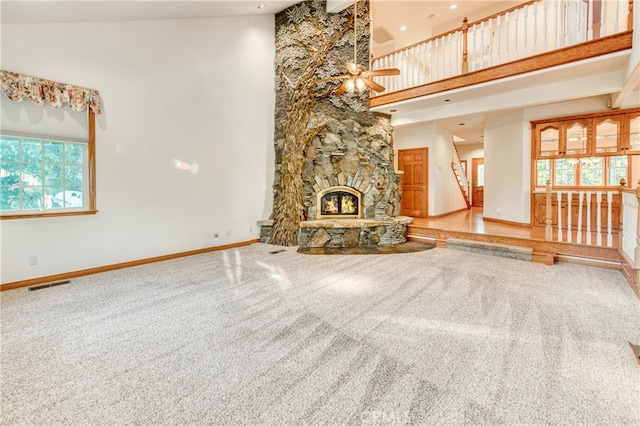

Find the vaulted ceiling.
xmin=3 ymin=1 xmax=636 ymax=144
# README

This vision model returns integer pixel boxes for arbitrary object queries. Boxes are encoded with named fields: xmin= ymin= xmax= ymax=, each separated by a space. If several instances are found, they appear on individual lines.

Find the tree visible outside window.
xmin=536 ymin=159 xmax=551 ymax=185
xmin=554 ymin=159 xmax=576 ymax=185
xmin=608 ymin=156 xmax=628 ymax=185
xmin=538 ymin=156 xmax=629 ymax=187
xmin=1 ymin=135 xmax=87 ymax=213
xmin=580 ymin=157 xmax=604 ymax=186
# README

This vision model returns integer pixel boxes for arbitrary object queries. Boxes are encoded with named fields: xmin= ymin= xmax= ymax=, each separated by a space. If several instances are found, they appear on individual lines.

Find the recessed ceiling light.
xmin=257 ymin=4 xmax=267 ymax=9
xmin=400 ymin=26 xmax=407 ymax=31
xmin=450 ymin=4 xmax=458 ymax=10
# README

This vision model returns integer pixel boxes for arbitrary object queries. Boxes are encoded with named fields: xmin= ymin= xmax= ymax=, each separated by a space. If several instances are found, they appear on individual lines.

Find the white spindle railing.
xmin=548 ymin=187 xmax=619 ymax=248
xmin=622 ymin=188 xmax=639 ymax=260
xmin=371 ymin=0 xmax=631 ymax=97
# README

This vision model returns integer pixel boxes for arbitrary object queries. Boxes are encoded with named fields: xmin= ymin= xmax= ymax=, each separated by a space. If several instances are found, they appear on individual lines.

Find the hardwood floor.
xmin=410 ymin=207 xmax=544 ymax=240
xmin=407 ymin=207 xmax=623 ymax=267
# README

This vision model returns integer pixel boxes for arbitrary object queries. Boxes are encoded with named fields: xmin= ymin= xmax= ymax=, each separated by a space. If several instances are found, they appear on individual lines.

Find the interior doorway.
xmin=472 ymin=157 xmax=484 ymax=207
xmin=398 ymin=148 xmax=428 ymax=217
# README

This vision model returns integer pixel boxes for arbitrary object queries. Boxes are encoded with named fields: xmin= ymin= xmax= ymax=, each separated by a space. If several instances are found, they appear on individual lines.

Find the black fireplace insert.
xmin=320 ymin=191 xmax=359 ymax=217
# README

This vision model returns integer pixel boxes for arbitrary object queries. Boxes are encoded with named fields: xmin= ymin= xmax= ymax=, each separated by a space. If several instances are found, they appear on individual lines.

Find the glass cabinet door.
xmin=537 ymin=123 xmax=561 ymax=157
xmin=594 ymin=116 xmax=621 ymax=155
xmin=564 ymin=120 xmax=589 ymax=156
xmin=627 ymin=113 xmax=640 ymax=152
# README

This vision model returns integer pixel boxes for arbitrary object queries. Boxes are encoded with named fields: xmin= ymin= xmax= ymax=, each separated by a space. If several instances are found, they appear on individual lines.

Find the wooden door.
xmin=398 ymin=148 xmax=428 ymax=217
xmin=472 ymin=157 xmax=484 ymax=207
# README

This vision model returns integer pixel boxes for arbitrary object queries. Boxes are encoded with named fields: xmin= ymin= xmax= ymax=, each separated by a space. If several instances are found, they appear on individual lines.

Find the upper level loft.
xmin=369 ymin=0 xmax=635 ymax=109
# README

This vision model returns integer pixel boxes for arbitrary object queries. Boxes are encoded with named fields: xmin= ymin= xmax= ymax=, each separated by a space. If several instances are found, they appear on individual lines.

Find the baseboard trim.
xmin=427 ymin=207 xmax=469 ymax=219
xmin=555 ymin=253 xmax=622 ymax=270
xmin=1 ymin=239 xmax=260 ymax=292
xmin=483 ymin=216 xmax=531 ymax=228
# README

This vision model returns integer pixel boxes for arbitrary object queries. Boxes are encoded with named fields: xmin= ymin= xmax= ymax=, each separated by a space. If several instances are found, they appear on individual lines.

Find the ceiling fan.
xmin=331 ymin=1 xmax=400 ymax=95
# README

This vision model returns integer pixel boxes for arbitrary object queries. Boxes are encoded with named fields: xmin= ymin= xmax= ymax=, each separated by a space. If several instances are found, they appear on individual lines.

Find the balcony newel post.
xmin=545 ymin=179 xmax=552 ymax=241
xmin=461 ymin=17 xmax=469 ymax=74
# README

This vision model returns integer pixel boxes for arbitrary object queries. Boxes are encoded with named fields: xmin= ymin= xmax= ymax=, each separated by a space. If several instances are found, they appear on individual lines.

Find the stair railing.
xmin=451 ymin=141 xmax=471 ymax=208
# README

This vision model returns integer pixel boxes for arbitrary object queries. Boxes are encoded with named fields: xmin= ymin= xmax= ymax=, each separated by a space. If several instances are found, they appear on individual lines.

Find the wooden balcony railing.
xmin=370 ymin=0 xmax=634 ymax=107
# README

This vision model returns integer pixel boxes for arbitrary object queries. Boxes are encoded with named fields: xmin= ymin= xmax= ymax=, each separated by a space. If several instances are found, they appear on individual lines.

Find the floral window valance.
xmin=1 ymin=70 xmax=101 ymax=114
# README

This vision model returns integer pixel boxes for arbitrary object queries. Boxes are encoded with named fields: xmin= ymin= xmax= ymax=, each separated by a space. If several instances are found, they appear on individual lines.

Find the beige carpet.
xmin=1 ymin=243 xmax=639 ymax=425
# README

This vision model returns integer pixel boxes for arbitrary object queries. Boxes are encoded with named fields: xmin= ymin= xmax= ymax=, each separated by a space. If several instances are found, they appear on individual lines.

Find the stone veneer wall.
xmin=260 ymin=0 xmax=408 ymax=247
xmin=302 ymin=108 xmax=400 ymax=220
xmin=262 ymin=105 xmax=407 ymax=247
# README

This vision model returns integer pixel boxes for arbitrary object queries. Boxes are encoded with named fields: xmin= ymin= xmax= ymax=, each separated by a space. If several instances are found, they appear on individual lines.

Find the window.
xmin=1 ymin=135 xmax=88 ymax=213
xmin=0 ymin=70 xmax=100 ymax=219
xmin=476 ymin=163 xmax=484 ymax=186
xmin=536 ymin=159 xmax=551 ymax=186
xmin=580 ymin=157 xmax=603 ymax=186
xmin=554 ymin=158 xmax=576 ymax=185
xmin=537 ymin=155 xmax=628 ymax=187
xmin=608 ymin=155 xmax=628 ymax=185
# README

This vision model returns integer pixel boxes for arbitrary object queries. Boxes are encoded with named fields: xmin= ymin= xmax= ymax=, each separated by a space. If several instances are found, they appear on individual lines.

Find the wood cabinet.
xmin=533 ymin=107 xmax=640 ymax=158
xmin=535 ymin=119 xmax=590 ymax=158
xmin=624 ymin=111 xmax=640 ymax=153
xmin=594 ymin=114 xmax=622 ymax=155
xmin=536 ymin=122 xmax=562 ymax=157
xmin=532 ymin=191 xmax=621 ymax=230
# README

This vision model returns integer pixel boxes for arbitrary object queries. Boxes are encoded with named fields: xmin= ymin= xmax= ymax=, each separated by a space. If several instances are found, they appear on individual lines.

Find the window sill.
xmin=0 ymin=210 xmax=98 ymax=220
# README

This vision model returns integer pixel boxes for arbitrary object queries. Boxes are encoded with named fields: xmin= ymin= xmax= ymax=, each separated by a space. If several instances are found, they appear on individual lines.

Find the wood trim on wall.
xmin=1 ymin=239 xmax=260 ymax=292
xmin=88 ymin=108 xmax=97 ymax=211
xmin=370 ymin=31 xmax=633 ymax=108
xmin=428 ymin=207 xmax=468 ymax=219
xmin=483 ymin=216 xmax=531 ymax=228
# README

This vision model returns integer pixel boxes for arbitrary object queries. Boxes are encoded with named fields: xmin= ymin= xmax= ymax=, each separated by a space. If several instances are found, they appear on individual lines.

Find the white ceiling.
xmin=0 ymin=1 xmax=302 ymax=23
xmin=1 ymin=1 xmax=490 ymax=41
xmin=369 ymin=1 xmax=522 ymax=57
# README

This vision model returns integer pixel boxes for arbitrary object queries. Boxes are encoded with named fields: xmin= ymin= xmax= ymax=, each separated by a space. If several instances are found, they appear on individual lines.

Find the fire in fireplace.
xmin=317 ymin=186 xmax=361 ymax=219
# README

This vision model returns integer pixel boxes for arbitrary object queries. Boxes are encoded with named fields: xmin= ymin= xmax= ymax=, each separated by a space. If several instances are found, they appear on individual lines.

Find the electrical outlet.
xmin=225 ymin=230 xmax=232 ymax=236
xmin=249 ymin=226 xmax=253 ymax=233
xmin=29 ymin=256 xmax=38 ymax=266
xmin=212 ymin=232 xmax=219 ymax=238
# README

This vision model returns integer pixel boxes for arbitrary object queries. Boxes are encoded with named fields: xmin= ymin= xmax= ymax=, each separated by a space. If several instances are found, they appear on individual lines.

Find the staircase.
xmin=451 ymin=141 xmax=471 ymax=208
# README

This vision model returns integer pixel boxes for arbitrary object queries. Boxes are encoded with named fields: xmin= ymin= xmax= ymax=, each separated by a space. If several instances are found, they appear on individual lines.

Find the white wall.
xmin=1 ymin=16 xmax=276 ymax=284
xmin=394 ymin=122 xmax=467 ymax=216
xmin=483 ymin=110 xmax=530 ymax=224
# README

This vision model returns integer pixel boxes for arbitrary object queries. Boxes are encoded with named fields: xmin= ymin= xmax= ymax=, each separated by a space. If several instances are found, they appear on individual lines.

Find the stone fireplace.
xmin=259 ymin=111 xmax=412 ymax=248
xmin=258 ymin=0 xmax=411 ymax=249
